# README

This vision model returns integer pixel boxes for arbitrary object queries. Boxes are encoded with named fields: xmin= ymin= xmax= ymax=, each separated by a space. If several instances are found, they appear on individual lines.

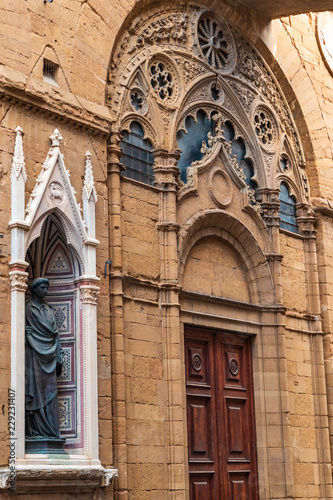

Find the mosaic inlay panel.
xmin=57 ymin=343 xmax=75 ymax=385
xmin=48 ymin=300 xmax=73 ymax=336
xmin=45 ymin=243 xmax=73 ymax=276
xmin=58 ymin=391 xmax=76 ymax=436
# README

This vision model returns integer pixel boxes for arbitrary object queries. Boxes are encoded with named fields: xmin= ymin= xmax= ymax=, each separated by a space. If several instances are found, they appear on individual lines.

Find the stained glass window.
xmin=120 ymin=121 xmax=154 ymax=185
xmin=279 ymin=182 xmax=298 ymax=233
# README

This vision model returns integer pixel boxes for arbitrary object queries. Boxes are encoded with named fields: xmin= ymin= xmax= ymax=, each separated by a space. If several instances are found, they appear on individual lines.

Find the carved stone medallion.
xmin=208 ymin=167 xmax=232 ymax=209
xmin=49 ymin=181 xmax=64 ymax=205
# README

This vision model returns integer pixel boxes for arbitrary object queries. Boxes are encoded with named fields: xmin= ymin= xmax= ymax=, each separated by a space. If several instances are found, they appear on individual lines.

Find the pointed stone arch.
xmin=179 ymin=210 xmax=275 ymax=306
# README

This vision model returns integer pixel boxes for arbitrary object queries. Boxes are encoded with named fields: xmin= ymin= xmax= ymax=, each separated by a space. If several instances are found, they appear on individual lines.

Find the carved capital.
xmin=296 ymin=203 xmax=317 ymax=237
xmin=257 ymin=189 xmax=280 ymax=226
xmin=107 ymin=131 xmax=124 ymax=172
xmin=152 ymin=149 xmax=181 ymax=189
xmin=9 ymin=271 xmax=28 ymax=292
xmin=80 ymin=285 xmax=100 ymax=304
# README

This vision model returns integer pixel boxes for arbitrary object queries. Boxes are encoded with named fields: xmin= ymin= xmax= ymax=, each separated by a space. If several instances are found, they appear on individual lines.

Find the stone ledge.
xmin=0 ymin=466 xmax=118 ymax=493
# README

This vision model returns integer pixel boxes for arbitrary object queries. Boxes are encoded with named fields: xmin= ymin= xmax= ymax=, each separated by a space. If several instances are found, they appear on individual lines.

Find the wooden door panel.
xmin=228 ymin=472 xmax=250 ymax=500
xmin=187 ymin=396 xmax=214 ymax=460
xmin=185 ymin=326 xmax=259 ymax=500
xmin=190 ymin=473 xmax=215 ymax=500
xmin=225 ymin=398 xmax=250 ymax=461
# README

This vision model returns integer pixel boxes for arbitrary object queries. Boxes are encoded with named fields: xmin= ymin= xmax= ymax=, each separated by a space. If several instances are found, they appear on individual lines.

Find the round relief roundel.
xmin=197 ymin=14 xmax=235 ymax=72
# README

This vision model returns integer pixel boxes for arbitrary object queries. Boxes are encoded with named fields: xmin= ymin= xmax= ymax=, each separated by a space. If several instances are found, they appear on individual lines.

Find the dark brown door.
xmin=185 ymin=326 xmax=259 ymax=500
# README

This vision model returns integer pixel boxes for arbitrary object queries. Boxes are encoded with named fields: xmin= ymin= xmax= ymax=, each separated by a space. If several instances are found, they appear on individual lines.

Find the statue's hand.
xmin=25 ymin=326 xmax=33 ymax=336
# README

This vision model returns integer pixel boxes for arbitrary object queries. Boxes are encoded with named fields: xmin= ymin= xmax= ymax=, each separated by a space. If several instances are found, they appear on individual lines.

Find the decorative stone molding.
xmin=107 ymin=6 xmax=308 ymax=214
xmin=0 ymin=467 xmax=118 ymax=492
xmin=156 ymin=222 xmax=180 ymax=232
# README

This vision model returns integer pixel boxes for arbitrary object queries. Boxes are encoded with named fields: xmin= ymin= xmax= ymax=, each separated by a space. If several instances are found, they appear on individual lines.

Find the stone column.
xmin=79 ymin=282 xmax=100 ymax=463
xmin=153 ymin=149 xmax=187 ymax=498
xmin=9 ymin=126 xmax=29 ymax=459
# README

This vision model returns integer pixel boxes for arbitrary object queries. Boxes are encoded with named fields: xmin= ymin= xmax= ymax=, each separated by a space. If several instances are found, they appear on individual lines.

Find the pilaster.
xmin=153 ymin=149 xmax=187 ymax=498
xmin=107 ymin=130 xmax=128 ymax=497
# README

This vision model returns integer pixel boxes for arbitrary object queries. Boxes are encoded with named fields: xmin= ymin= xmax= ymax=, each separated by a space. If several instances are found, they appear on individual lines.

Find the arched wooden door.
xmin=185 ymin=326 xmax=259 ymax=500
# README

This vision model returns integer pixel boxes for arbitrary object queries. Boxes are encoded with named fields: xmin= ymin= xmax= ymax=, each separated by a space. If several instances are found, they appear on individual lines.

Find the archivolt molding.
xmin=178 ymin=210 xmax=274 ymax=305
xmin=120 ymin=113 xmax=158 ymax=146
xmin=275 ymin=174 xmax=300 ymax=201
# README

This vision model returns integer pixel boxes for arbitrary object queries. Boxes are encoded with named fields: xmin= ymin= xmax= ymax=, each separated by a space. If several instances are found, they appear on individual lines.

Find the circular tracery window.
xmin=254 ymin=107 xmax=277 ymax=148
xmin=197 ymin=14 xmax=235 ymax=72
xmin=130 ymin=89 xmax=147 ymax=113
xmin=150 ymin=62 xmax=174 ymax=100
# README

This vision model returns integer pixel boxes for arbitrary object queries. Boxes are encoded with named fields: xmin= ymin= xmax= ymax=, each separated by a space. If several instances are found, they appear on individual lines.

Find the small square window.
xmin=43 ymin=59 xmax=59 ymax=86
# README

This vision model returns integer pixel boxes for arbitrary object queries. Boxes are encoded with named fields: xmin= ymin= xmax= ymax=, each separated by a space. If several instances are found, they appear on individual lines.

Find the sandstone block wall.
xmin=1 ymin=1 xmax=333 ymax=499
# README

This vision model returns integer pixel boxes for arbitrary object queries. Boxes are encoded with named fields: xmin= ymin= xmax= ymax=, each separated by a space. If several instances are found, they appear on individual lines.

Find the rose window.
xmin=198 ymin=16 xmax=232 ymax=70
xmin=150 ymin=62 xmax=173 ymax=99
xmin=254 ymin=107 xmax=276 ymax=147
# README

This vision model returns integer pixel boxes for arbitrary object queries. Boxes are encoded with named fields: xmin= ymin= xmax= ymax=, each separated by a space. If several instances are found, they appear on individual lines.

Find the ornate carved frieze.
xmin=128 ymin=13 xmax=188 ymax=54
xmin=174 ymin=56 xmax=208 ymax=87
xmin=226 ymin=79 xmax=257 ymax=113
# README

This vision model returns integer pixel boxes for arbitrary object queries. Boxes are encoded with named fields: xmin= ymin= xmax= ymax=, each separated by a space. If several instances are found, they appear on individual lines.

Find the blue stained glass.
xmin=177 ymin=110 xmax=215 ymax=182
xmin=279 ymin=182 xmax=298 ymax=233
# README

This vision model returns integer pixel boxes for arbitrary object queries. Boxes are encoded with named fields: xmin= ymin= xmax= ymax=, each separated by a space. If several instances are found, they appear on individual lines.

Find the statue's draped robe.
xmin=25 ymin=298 xmax=61 ymax=439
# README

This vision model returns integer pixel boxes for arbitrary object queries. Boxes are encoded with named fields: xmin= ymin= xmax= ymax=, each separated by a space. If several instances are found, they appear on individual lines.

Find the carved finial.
xmin=50 ymin=129 xmax=63 ymax=147
xmin=11 ymin=126 xmax=27 ymax=181
xmin=83 ymin=151 xmax=97 ymax=202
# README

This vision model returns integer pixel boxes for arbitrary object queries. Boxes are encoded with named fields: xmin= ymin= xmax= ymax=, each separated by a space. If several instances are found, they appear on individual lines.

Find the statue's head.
xmin=30 ymin=277 xmax=49 ymax=299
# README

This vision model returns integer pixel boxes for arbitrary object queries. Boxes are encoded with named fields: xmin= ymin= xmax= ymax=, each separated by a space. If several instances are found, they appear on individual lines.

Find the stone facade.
xmin=0 ymin=1 xmax=333 ymax=499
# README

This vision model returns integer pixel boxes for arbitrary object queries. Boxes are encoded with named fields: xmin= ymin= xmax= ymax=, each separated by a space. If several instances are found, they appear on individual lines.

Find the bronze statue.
xmin=25 ymin=277 xmax=64 ymax=449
